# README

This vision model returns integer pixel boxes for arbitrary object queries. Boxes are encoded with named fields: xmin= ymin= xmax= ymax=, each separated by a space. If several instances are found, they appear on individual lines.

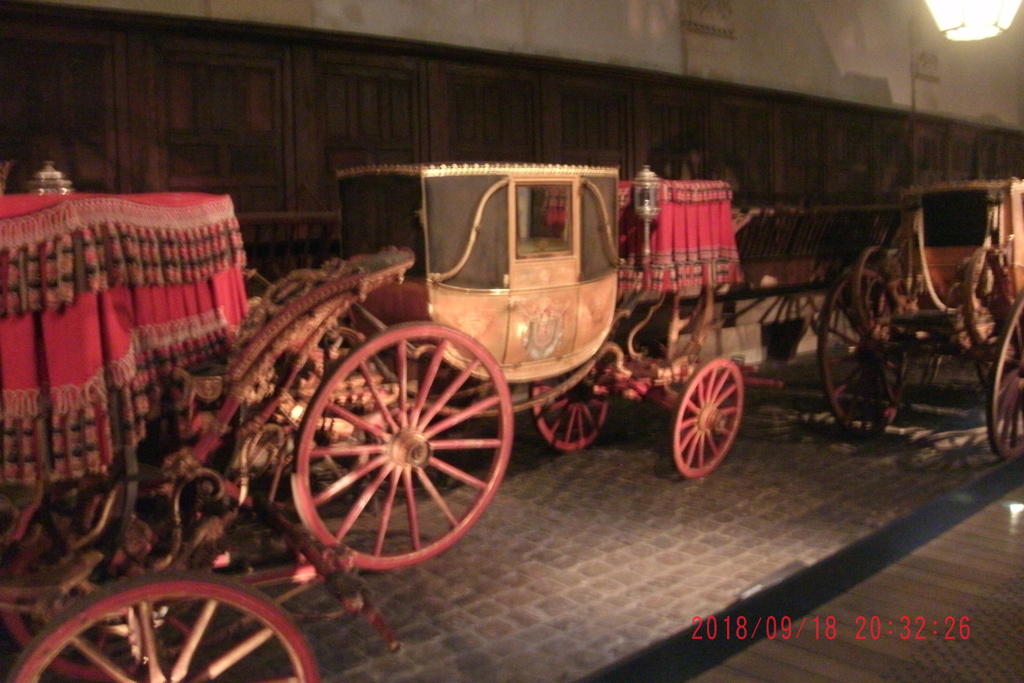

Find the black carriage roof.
xmin=336 ymin=162 xmax=620 ymax=180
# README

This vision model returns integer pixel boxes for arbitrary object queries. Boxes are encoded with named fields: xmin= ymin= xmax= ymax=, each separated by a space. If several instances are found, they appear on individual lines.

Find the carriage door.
xmin=503 ymin=178 xmax=581 ymax=367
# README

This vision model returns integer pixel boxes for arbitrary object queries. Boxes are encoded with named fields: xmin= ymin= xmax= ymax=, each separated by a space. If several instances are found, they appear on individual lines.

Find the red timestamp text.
xmin=854 ymin=615 xmax=970 ymax=640
xmin=690 ymin=615 xmax=839 ymax=640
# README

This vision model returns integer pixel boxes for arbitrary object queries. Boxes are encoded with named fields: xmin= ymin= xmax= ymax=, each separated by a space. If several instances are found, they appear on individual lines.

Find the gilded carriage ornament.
xmin=518 ymin=298 xmax=569 ymax=360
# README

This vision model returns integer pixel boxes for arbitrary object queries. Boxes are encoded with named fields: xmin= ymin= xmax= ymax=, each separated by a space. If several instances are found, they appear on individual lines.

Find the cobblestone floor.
xmin=301 ymin=354 xmax=998 ymax=683
xmin=0 ymin=353 xmax=1000 ymax=682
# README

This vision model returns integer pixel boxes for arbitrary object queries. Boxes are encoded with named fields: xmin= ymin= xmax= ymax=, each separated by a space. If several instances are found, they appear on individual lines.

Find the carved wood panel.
xmin=910 ymin=119 xmax=947 ymax=187
xmin=0 ymin=23 xmax=119 ymax=193
xmin=825 ymin=111 xmax=876 ymax=204
xmin=4 ymin=4 xmax=1024 ymax=217
xmin=774 ymin=104 xmax=825 ymax=203
xmin=946 ymin=124 xmax=977 ymax=180
xmin=976 ymin=133 xmax=1003 ymax=179
xmin=541 ymin=74 xmax=630 ymax=170
xmin=128 ymin=37 xmax=290 ymax=211
xmin=295 ymin=50 xmax=421 ymax=209
xmin=707 ymin=95 xmax=771 ymax=203
xmin=874 ymin=115 xmax=911 ymax=200
xmin=639 ymin=87 xmax=709 ymax=180
xmin=428 ymin=63 xmax=538 ymax=162
xmin=1002 ymin=135 xmax=1024 ymax=178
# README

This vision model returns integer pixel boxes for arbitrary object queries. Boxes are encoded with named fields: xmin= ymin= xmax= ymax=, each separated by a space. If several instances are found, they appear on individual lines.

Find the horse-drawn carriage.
xmin=817 ymin=178 xmax=1024 ymax=460
xmin=0 ymin=163 xmax=750 ymax=680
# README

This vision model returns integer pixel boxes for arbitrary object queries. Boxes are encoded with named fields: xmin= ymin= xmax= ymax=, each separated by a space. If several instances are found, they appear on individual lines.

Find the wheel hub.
xmin=697 ymin=406 xmax=724 ymax=433
xmin=390 ymin=431 xmax=433 ymax=468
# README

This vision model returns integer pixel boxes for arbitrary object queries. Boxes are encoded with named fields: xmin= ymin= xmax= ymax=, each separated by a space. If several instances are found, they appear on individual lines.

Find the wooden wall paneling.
xmin=773 ymin=103 xmax=825 ymax=204
xmin=975 ymin=132 xmax=1003 ymax=180
xmin=707 ymin=95 xmax=772 ymax=204
xmin=427 ymin=62 xmax=540 ymax=163
xmin=824 ymin=110 xmax=876 ymax=205
xmin=638 ymin=85 xmax=709 ymax=180
xmin=946 ymin=123 xmax=977 ymax=180
xmin=6 ymin=3 xmax=1024 ymax=214
xmin=909 ymin=117 xmax=948 ymax=187
xmin=295 ymin=49 xmax=422 ymax=209
xmin=131 ymin=36 xmax=292 ymax=211
xmin=874 ymin=114 xmax=912 ymax=200
xmin=999 ymin=134 xmax=1024 ymax=178
xmin=0 ymin=21 xmax=120 ymax=193
xmin=540 ymin=73 xmax=632 ymax=172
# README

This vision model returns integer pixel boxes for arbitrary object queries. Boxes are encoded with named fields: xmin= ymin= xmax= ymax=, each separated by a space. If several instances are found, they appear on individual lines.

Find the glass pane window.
xmin=516 ymin=184 xmax=572 ymax=257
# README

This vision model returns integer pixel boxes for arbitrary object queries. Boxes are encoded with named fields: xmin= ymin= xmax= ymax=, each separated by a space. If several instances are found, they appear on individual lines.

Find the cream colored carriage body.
xmin=899 ymin=178 xmax=1024 ymax=309
xmin=336 ymin=163 xmax=621 ymax=383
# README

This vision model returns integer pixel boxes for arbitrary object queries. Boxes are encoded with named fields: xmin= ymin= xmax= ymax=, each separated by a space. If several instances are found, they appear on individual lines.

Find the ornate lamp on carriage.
xmin=632 ymin=165 xmax=662 ymax=289
xmin=924 ymin=0 xmax=1022 ymax=40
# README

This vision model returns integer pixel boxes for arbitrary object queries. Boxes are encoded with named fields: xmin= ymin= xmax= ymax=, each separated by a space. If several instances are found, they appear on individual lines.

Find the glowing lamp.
xmin=924 ymin=0 xmax=1022 ymax=40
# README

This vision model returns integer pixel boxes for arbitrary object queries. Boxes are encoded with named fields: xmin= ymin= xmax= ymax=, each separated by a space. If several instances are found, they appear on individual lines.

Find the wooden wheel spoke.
xmin=358 ymin=359 xmax=401 ymax=433
xmin=428 ymin=453 xmax=489 ymax=489
xmin=704 ymin=429 xmax=725 ymax=462
xmin=396 ymin=340 xmax=409 ymax=427
xmin=311 ymin=441 xmax=385 ymax=460
xmin=415 ymin=467 xmax=459 ymax=527
xmin=138 ymin=602 xmax=165 ymax=683
xmin=403 ymin=468 xmax=421 ymax=551
xmin=563 ymin=404 xmax=583 ymax=442
xmin=68 ymin=636 xmax=136 ymax=683
xmin=430 ymin=437 xmax=503 ymax=454
xmin=675 ymin=422 xmax=698 ymax=458
xmin=708 ymin=367 xmax=731 ymax=401
xmin=169 ymin=599 xmax=217 ymax=682
xmin=323 ymin=402 xmax=388 ymax=442
xmin=374 ymin=469 xmax=402 ymax=557
xmin=199 ymin=626 xmax=277 ymax=681
xmin=712 ymin=379 xmax=738 ymax=405
xmin=547 ymin=395 xmax=570 ymax=413
xmin=687 ymin=431 xmax=706 ymax=469
xmin=422 ymin=392 xmax=500 ymax=439
xmin=417 ymin=359 xmax=483 ymax=430
xmin=333 ymin=463 xmax=395 ymax=543
xmin=311 ymin=454 xmax=389 ymax=507
xmin=676 ymin=416 xmax=698 ymax=432
xmin=580 ymin=402 xmax=600 ymax=430
xmin=411 ymin=339 xmax=454 ymax=425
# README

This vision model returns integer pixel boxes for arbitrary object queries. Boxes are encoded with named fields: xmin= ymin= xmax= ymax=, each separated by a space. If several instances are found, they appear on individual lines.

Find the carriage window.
xmin=516 ymin=184 xmax=572 ymax=257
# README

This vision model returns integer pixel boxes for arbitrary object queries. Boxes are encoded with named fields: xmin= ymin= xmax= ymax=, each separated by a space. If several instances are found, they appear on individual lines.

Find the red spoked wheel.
xmin=6 ymin=572 xmax=319 ymax=683
xmin=672 ymin=358 xmax=744 ymax=479
xmin=988 ymin=290 xmax=1024 ymax=460
xmin=292 ymin=322 xmax=513 ymax=571
xmin=817 ymin=270 xmax=905 ymax=435
xmin=531 ymin=373 xmax=609 ymax=452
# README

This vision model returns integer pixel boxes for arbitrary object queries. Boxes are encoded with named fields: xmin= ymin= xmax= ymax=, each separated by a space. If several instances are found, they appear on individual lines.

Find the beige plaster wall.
xmin=23 ymin=0 xmax=1024 ymax=130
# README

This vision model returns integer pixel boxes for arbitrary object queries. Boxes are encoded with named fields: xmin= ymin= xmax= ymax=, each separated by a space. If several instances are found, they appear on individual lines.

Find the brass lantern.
xmin=632 ymin=165 xmax=662 ymax=261
xmin=924 ymin=0 xmax=1022 ymax=40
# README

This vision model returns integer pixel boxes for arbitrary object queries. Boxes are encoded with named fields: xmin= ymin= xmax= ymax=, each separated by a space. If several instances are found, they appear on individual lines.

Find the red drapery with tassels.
xmin=0 ymin=193 xmax=248 ymax=484
xmin=617 ymin=180 xmax=743 ymax=293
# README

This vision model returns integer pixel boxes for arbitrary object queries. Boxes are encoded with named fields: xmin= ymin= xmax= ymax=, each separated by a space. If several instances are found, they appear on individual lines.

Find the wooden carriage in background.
xmin=817 ymin=178 xmax=1024 ymax=460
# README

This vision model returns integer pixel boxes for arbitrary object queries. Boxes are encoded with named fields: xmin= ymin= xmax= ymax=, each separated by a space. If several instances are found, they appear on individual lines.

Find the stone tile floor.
xmin=0 ymin=353 xmax=1000 ymax=682
xmin=301 ymin=354 xmax=998 ymax=682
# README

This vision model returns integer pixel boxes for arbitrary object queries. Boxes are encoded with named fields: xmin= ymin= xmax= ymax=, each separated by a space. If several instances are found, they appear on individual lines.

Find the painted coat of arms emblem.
xmin=520 ymin=299 xmax=569 ymax=360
